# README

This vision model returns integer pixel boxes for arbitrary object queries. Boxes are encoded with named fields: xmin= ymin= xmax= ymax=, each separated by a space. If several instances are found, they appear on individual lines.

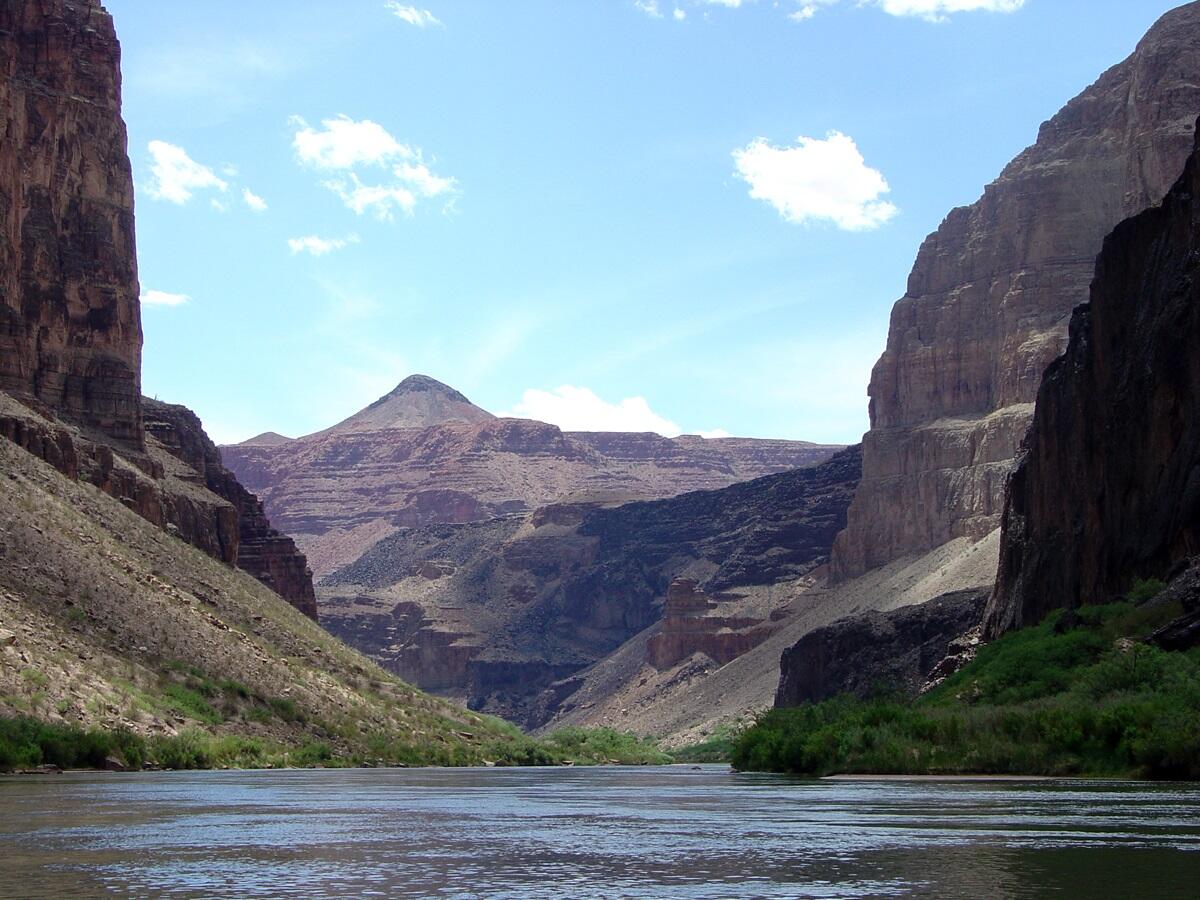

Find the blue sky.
xmin=104 ymin=0 xmax=1183 ymax=444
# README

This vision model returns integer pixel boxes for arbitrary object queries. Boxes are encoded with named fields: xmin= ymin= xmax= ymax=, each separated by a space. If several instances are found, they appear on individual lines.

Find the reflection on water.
xmin=1 ymin=766 xmax=1198 ymax=898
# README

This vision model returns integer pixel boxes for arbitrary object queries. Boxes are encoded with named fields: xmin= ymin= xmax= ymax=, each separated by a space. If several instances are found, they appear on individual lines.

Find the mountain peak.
xmin=382 ymin=374 xmax=472 ymax=404
xmin=319 ymin=375 xmax=496 ymax=436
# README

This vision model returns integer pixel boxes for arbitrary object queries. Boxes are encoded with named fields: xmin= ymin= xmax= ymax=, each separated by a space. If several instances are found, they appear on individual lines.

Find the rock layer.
xmin=222 ymin=379 xmax=843 ymax=579
xmin=0 ymin=0 xmax=142 ymax=446
xmin=986 ymin=126 xmax=1200 ymax=635
xmin=831 ymin=3 xmax=1200 ymax=580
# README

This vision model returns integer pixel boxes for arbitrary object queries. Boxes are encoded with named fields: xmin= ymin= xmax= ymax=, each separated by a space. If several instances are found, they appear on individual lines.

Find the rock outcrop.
xmin=775 ymin=589 xmax=988 ymax=707
xmin=646 ymin=579 xmax=773 ymax=670
xmin=221 ymin=377 xmax=843 ymax=579
xmin=0 ymin=0 xmax=142 ymax=446
xmin=831 ymin=3 xmax=1200 ymax=581
xmin=985 ymin=125 xmax=1200 ymax=635
xmin=318 ymin=446 xmax=862 ymax=725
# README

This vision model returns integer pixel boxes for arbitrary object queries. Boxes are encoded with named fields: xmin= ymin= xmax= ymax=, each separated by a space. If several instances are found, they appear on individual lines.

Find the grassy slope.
xmin=0 ymin=436 xmax=664 ymax=769
xmin=731 ymin=596 xmax=1200 ymax=779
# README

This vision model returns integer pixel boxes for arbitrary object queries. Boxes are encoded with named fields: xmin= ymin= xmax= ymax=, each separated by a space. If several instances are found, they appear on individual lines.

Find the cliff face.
xmin=985 ymin=128 xmax=1200 ymax=636
xmin=831 ymin=2 xmax=1200 ymax=580
xmin=318 ymin=446 xmax=861 ymax=726
xmin=0 ymin=0 xmax=142 ymax=446
xmin=0 ymin=2 xmax=316 ymax=619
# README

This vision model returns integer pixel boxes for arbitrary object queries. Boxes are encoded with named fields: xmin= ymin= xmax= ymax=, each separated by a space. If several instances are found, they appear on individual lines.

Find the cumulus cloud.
xmin=141 ymin=290 xmax=190 ymax=308
xmin=499 ymin=386 xmax=684 ymax=435
xmin=384 ymin=3 xmax=442 ymax=27
xmin=674 ymin=7 xmax=688 ymax=20
xmin=291 ymin=115 xmax=456 ymax=220
xmin=634 ymin=1 xmax=663 ymax=17
xmin=145 ymin=141 xmax=228 ymax=204
xmin=732 ymin=131 xmax=898 ymax=231
xmin=242 ymin=188 xmax=268 ymax=212
xmin=287 ymin=234 xmax=361 ymax=257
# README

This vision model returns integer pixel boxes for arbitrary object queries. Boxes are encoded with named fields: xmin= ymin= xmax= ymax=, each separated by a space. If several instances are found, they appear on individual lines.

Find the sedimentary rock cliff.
xmin=0 ymin=1 xmax=316 ymax=618
xmin=0 ymin=0 xmax=142 ymax=446
xmin=985 ymin=127 xmax=1200 ymax=635
xmin=318 ymin=446 xmax=861 ymax=725
xmin=831 ymin=2 xmax=1200 ymax=580
xmin=222 ymin=377 xmax=843 ymax=579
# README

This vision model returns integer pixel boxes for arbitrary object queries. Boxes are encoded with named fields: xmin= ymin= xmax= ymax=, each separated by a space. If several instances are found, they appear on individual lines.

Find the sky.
xmin=103 ymin=0 xmax=1184 ymax=445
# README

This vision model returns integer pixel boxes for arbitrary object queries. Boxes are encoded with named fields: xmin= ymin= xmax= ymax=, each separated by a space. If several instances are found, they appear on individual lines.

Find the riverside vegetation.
xmin=0 ymin=714 xmax=670 ymax=772
xmin=732 ymin=585 xmax=1200 ymax=779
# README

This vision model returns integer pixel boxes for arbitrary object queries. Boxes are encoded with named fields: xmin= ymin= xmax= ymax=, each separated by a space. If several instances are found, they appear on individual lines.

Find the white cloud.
xmin=635 ymin=1 xmax=663 ymax=17
xmin=790 ymin=0 xmax=1023 ymax=21
xmin=292 ymin=116 xmax=457 ymax=220
xmin=242 ymin=188 xmax=268 ymax=212
xmin=732 ymin=131 xmax=898 ymax=231
xmin=145 ymin=141 xmax=228 ymax=204
xmin=141 ymin=290 xmax=190 ymax=308
xmin=499 ymin=385 xmax=686 ymax=436
xmin=288 ymin=234 xmax=361 ymax=257
xmin=698 ymin=428 xmax=732 ymax=439
xmin=385 ymin=3 xmax=442 ymax=27
xmin=674 ymin=7 xmax=688 ymax=20
xmin=874 ymin=0 xmax=1024 ymax=20
xmin=292 ymin=115 xmax=407 ymax=170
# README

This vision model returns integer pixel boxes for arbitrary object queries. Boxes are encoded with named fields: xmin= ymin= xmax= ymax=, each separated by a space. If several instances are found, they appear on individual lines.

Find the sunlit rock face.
xmin=986 ymin=126 xmax=1200 ymax=636
xmin=0 ymin=0 xmax=143 ymax=446
xmin=831 ymin=2 xmax=1200 ymax=581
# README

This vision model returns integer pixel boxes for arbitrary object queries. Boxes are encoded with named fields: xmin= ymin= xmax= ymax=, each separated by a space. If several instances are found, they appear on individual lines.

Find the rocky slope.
xmin=318 ymin=446 xmax=862 ymax=726
xmin=831 ymin=2 xmax=1200 ymax=581
xmin=986 ymin=124 xmax=1200 ymax=635
xmin=0 ymin=433 xmax=525 ymax=762
xmin=221 ymin=375 xmax=842 ymax=578
xmin=544 ymin=532 xmax=1000 ymax=747
xmin=0 ymin=0 xmax=142 ymax=447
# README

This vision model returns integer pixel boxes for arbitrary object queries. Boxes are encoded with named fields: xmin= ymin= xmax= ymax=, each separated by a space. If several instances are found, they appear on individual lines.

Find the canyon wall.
xmin=319 ymin=446 xmax=861 ymax=725
xmin=0 ymin=1 xmax=317 ymax=618
xmin=985 ymin=126 xmax=1200 ymax=635
xmin=831 ymin=2 xmax=1200 ymax=580
xmin=0 ymin=0 xmax=142 ymax=446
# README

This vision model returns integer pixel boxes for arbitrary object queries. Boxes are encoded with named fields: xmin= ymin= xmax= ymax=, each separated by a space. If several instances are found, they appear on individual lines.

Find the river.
xmin=0 ymin=765 xmax=1197 ymax=897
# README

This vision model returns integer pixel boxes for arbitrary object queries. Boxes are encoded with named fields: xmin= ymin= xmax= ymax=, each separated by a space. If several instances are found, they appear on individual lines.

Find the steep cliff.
xmin=831 ymin=2 xmax=1200 ymax=580
xmin=0 ymin=0 xmax=142 ymax=446
xmin=986 ymin=126 xmax=1200 ymax=635
xmin=0 ymin=0 xmax=316 ymax=618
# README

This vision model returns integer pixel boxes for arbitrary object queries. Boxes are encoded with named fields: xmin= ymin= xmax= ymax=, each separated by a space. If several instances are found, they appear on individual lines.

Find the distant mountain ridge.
xmin=221 ymin=376 xmax=843 ymax=578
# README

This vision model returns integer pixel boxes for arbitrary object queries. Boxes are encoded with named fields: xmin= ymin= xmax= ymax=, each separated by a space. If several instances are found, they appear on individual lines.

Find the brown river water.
xmin=0 ymin=765 xmax=1198 ymax=898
